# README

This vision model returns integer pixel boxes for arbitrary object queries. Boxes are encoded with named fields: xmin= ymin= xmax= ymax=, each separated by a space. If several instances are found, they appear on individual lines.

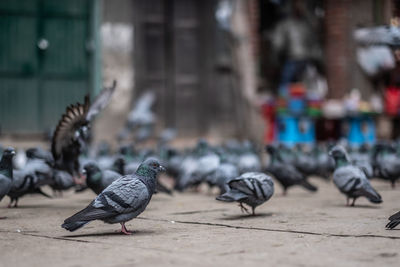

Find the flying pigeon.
xmin=51 ymin=81 xmax=116 ymax=178
xmin=216 ymin=172 xmax=274 ymax=215
xmin=62 ymin=158 xmax=165 ymax=234
xmin=329 ymin=145 xmax=382 ymax=206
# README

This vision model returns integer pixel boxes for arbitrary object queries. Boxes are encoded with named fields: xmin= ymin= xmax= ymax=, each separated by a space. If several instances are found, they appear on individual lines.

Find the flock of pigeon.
xmin=1 ymin=82 xmax=400 ymax=234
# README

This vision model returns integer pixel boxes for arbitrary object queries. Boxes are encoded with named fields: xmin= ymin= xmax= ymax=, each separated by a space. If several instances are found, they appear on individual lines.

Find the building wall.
xmin=325 ymin=0 xmax=393 ymax=100
xmin=92 ymin=0 xmax=135 ymax=145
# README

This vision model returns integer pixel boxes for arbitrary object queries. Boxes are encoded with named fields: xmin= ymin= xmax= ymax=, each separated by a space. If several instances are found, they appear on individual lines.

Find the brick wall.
xmin=324 ymin=0 xmax=351 ymax=99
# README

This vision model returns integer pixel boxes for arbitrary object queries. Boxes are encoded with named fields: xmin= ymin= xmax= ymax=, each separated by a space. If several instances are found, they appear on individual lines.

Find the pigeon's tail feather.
xmin=388 ymin=211 xmax=400 ymax=221
xmin=35 ymin=188 xmax=53 ymax=199
xmin=62 ymin=221 xmax=89 ymax=232
xmin=156 ymin=181 xmax=173 ymax=195
xmin=386 ymin=211 xmax=400 ymax=229
xmin=299 ymin=180 xmax=318 ymax=192
xmin=363 ymin=184 xmax=382 ymax=204
xmin=216 ymin=190 xmax=247 ymax=202
xmin=62 ymin=200 xmax=117 ymax=231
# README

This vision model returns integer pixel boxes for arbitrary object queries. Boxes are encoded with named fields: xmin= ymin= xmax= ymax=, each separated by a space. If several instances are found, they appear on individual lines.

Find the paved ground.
xmin=0 ymin=177 xmax=400 ymax=267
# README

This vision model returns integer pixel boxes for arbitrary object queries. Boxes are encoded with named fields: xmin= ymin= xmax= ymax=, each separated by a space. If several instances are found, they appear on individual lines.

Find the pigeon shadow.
xmin=329 ymin=204 xmax=381 ymax=209
xmin=62 ymin=229 xmax=157 ymax=238
xmin=5 ymin=204 xmax=60 ymax=209
xmin=219 ymin=212 xmax=274 ymax=221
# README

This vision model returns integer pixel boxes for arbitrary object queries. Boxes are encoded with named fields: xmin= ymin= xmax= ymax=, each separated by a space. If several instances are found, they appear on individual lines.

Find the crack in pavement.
xmin=0 ymin=230 xmax=102 ymax=244
xmin=138 ymin=217 xmax=400 ymax=240
xmin=20 ymin=232 xmax=100 ymax=243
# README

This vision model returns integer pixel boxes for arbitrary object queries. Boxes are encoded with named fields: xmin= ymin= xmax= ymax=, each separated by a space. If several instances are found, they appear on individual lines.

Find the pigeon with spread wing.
xmin=51 ymin=81 xmax=117 ymax=179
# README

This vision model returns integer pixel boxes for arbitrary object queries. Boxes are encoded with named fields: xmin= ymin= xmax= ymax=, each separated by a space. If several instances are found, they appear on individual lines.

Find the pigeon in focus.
xmin=216 ymin=172 xmax=274 ymax=215
xmin=386 ymin=211 xmax=400 ymax=229
xmin=62 ymin=158 xmax=165 ymax=234
xmin=329 ymin=145 xmax=382 ymax=206
xmin=0 ymin=148 xmax=15 ymax=203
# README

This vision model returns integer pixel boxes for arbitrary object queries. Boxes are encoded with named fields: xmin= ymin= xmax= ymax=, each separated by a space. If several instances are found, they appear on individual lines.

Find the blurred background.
xmin=1 ymin=0 xmax=400 ymax=147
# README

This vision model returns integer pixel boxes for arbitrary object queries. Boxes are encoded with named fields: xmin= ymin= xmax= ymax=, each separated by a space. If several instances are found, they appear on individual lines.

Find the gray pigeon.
xmin=206 ymin=163 xmax=239 ymax=194
xmin=51 ymin=169 xmax=75 ymax=192
xmin=329 ymin=146 xmax=382 ymax=206
xmin=216 ymin=172 xmax=274 ymax=215
xmin=62 ymin=158 xmax=165 ymax=234
xmin=372 ymin=143 xmax=400 ymax=188
xmin=265 ymin=144 xmax=318 ymax=195
xmin=83 ymin=162 xmax=121 ymax=195
xmin=7 ymin=156 xmax=53 ymax=207
xmin=0 ymin=148 xmax=15 ymax=202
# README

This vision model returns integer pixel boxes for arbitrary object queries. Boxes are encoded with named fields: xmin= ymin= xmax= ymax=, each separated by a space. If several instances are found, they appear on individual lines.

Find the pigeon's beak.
xmin=159 ymin=165 xmax=166 ymax=172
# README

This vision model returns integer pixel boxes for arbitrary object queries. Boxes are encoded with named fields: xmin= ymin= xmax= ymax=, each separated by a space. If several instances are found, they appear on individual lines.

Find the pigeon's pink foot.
xmin=120 ymin=222 xmax=133 ymax=235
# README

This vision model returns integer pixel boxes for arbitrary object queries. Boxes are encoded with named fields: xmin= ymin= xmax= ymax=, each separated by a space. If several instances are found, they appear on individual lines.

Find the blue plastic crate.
xmin=346 ymin=116 xmax=375 ymax=145
xmin=276 ymin=115 xmax=315 ymax=145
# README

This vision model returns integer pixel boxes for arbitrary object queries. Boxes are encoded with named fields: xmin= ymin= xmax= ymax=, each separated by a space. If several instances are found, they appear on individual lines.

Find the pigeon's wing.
xmin=228 ymin=179 xmax=254 ymax=196
xmin=64 ymin=176 xmax=149 ymax=223
xmin=0 ymin=175 xmax=12 ymax=200
xmin=386 ymin=211 xmax=400 ymax=229
xmin=94 ymin=175 xmax=149 ymax=212
xmin=354 ymin=180 xmax=382 ymax=203
xmin=86 ymin=80 xmax=116 ymax=122
xmin=63 ymin=200 xmax=118 ymax=224
xmin=53 ymin=170 xmax=75 ymax=189
xmin=51 ymin=97 xmax=90 ymax=161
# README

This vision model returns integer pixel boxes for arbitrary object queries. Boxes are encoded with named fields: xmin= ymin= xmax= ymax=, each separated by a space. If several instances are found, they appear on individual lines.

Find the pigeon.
xmin=51 ymin=81 xmax=116 ymax=178
xmin=51 ymin=169 xmax=75 ymax=193
xmin=292 ymin=145 xmax=319 ymax=179
xmin=206 ymin=163 xmax=239 ymax=194
xmin=349 ymin=144 xmax=374 ymax=179
xmin=372 ymin=143 xmax=400 ymax=188
xmin=111 ymin=156 xmax=126 ymax=175
xmin=265 ymin=144 xmax=318 ymax=195
xmin=0 ymin=148 xmax=15 ymax=203
xmin=83 ymin=162 xmax=121 ymax=195
xmin=118 ymin=91 xmax=156 ymax=141
xmin=237 ymin=141 xmax=261 ymax=174
xmin=329 ymin=145 xmax=382 ymax=206
xmin=7 ymin=161 xmax=54 ymax=208
xmin=386 ymin=211 xmax=400 ymax=229
xmin=216 ymin=172 xmax=274 ymax=215
xmin=112 ymin=155 xmax=172 ymax=196
xmin=315 ymin=144 xmax=335 ymax=179
xmin=62 ymin=158 xmax=165 ymax=234
xmin=26 ymin=147 xmax=54 ymax=165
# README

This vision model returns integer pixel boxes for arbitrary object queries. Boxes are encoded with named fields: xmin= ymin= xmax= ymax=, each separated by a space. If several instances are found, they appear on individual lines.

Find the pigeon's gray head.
xmin=328 ymin=145 xmax=349 ymax=161
xmin=2 ymin=147 xmax=15 ymax=159
xmin=82 ymin=162 xmax=101 ymax=176
xmin=136 ymin=158 xmax=166 ymax=176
